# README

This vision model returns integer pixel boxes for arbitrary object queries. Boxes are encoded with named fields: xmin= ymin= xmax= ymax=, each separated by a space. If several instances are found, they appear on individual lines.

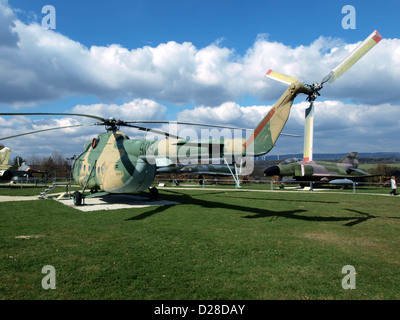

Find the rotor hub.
xmin=103 ymin=117 xmax=129 ymax=131
xmin=305 ymin=82 xmax=323 ymax=102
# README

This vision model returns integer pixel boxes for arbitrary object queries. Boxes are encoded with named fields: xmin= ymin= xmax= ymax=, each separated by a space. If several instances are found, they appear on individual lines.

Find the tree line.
xmin=12 ymin=151 xmax=73 ymax=179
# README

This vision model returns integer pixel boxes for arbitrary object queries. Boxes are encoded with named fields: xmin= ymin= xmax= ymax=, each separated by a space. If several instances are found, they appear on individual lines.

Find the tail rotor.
xmin=264 ymin=30 xmax=382 ymax=162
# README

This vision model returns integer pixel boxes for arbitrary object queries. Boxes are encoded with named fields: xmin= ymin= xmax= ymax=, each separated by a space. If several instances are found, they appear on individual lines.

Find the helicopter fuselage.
xmin=73 ymin=131 xmax=157 ymax=193
xmin=72 ymin=129 xmax=249 ymax=193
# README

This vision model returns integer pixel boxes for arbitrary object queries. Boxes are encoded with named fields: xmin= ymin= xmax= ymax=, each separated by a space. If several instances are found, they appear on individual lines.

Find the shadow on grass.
xmin=127 ymin=205 xmax=177 ymax=221
xmin=220 ymin=194 xmax=339 ymax=204
xmin=343 ymin=208 xmax=400 ymax=227
xmin=125 ymin=189 xmax=376 ymax=226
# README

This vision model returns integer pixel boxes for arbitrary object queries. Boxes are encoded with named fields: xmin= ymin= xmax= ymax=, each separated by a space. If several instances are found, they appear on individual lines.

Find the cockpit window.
xmin=280 ymin=158 xmax=298 ymax=165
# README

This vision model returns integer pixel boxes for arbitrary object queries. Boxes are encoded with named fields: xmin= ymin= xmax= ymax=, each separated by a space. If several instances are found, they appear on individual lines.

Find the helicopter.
xmin=0 ymin=30 xmax=382 ymax=205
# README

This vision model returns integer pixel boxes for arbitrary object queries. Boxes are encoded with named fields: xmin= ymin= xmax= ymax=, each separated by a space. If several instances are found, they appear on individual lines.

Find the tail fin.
xmin=339 ymin=152 xmax=359 ymax=167
xmin=244 ymin=81 xmax=309 ymax=156
xmin=0 ymin=144 xmax=11 ymax=169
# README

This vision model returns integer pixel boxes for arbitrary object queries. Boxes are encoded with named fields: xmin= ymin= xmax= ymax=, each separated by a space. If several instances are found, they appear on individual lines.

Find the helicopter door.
xmin=101 ymin=162 xmax=124 ymax=192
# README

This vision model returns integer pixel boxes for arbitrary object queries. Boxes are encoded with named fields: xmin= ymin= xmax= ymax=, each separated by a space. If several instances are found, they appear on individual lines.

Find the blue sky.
xmin=1 ymin=0 xmax=399 ymax=159
xmin=11 ymin=0 xmax=399 ymax=51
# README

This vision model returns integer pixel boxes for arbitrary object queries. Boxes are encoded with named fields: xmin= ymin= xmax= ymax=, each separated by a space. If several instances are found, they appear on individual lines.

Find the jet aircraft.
xmin=0 ymin=146 xmax=42 ymax=182
xmin=0 ymin=30 xmax=382 ymax=204
xmin=156 ymin=161 xmax=248 ymax=188
xmin=264 ymin=152 xmax=376 ymax=186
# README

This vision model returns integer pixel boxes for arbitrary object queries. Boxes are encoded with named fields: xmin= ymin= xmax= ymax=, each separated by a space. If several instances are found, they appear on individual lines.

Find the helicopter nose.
xmin=264 ymin=165 xmax=280 ymax=176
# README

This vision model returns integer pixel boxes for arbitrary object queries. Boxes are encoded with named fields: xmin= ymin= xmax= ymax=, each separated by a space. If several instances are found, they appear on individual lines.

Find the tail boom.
xmin=244 ymin=81 xmax=310 ymax=156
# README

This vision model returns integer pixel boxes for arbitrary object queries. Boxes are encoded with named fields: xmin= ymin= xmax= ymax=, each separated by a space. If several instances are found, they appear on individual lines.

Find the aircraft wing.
xmin=311 ymin=173 xmax=379 ymax=181
xmin=345 ymin=167 xmax=371 ymax=175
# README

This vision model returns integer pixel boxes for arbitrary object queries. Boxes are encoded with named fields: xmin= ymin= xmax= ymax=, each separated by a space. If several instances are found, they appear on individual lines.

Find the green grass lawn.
xmin=1 ymin=186 xmax=399 ymax=300
xmin=0 ymin=184 xmax=80 ymax=197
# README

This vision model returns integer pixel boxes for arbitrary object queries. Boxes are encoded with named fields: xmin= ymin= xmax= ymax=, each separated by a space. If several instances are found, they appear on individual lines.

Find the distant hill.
xmin=259 ymin=152 xmax=400 ymax=162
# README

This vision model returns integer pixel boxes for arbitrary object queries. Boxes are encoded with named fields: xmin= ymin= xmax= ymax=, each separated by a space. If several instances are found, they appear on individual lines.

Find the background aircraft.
xmin=264 ymin=152 xmax=376 ymax=186
xmin=0 ymin=145 xmax=46 ymax=182
xmin=156 ymin=161 xmax=249 ymax=188
xmin=0 ymin=144 xmax=11 ymax=171
xmin=157 ymin=163 xmax=238 ymax=176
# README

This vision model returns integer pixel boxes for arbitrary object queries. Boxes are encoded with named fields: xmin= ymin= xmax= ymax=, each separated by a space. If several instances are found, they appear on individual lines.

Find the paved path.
xmin=0 ymin=195 xmax=41 ymax=202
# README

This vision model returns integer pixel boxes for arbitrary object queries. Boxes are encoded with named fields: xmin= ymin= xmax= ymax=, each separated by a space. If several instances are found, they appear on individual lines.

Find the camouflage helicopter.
xmin=0 ymin=30 xmax=382 ymax=205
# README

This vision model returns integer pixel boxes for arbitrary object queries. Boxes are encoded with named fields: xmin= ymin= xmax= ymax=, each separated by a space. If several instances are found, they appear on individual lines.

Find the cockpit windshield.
xmin=280 ymin=158 xmax=298 ymax=165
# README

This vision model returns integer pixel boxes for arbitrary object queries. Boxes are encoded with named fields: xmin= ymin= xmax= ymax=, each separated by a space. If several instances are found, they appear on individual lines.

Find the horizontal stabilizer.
xmin=346 ymin=167 xmax=370 ymax=175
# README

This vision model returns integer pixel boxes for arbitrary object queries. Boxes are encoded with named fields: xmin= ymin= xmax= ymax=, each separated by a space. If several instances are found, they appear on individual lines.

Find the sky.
xmin=0 ymin=0 xmax=399 ymax=161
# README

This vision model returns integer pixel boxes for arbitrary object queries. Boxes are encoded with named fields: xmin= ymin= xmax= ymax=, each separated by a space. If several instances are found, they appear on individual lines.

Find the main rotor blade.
xmin=123 ymin=124 xmax=183 ymax=139
xmin=125 ymin=120 xmax=300 ymax=137
xmin=0 ymin=123 xmax=97 ymax=141
xmin=321 ymin=30 xmax=382 ymax=84
xmin=0 ymin=112 xmax=106 ymax=122
xmin=125 ymin=120 xmax=253 ymax=131
xmin=265 ymin=69 xmax=302 ymax=86
xmin=280 ymin=133 xmax=301 ymax=138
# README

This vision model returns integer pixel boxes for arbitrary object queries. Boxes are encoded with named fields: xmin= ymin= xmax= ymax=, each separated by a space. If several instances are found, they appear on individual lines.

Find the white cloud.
xmin=0 ymin=1 xmax=399 ymax=108
xmin=0 ymin=1 xmax=399 ymax=159
xmin=72 ymin=99 xmax=167 ymax=121
xmin=0 ymin=0 xmax=19 ymax=48
xmin=0 ymin=98 xmax=168 ymax=158
xmin=177 ymin=101 xmax=270 ymax=128
xmin=1 ymin=97 xmax=399 ymax=160
xmin=277 ymin=100 xmax=400 ymax=154
xmin=176 ymin=100 xmax=400 ymax=155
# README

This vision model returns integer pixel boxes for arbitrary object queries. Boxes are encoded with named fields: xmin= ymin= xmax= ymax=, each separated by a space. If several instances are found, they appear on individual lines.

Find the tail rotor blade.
xmin=321 ymin=30 xmax=382 ymax=84
xmin=303 ymin=101 xmax=314 ymax=163
xmin=265 ymin=69 xmax=302 ymax=86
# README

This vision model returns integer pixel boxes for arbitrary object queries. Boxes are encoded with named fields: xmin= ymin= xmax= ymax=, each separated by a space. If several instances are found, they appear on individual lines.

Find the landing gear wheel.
xmin=149 ymin=187 xmax=158 ymax=201
xmin=73 ymin=191 xmax=83 ymax=206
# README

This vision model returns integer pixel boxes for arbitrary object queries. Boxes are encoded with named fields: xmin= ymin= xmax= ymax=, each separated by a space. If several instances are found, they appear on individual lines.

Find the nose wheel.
xmin=73 ymin=191 xmax=83 ymax=206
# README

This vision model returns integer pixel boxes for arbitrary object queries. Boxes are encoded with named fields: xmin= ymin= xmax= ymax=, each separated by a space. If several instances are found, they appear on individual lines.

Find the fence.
xmin=154 ymin=177 xmax=393 ymax=194
xmin=4 ymin=175 xmax=394 ymax=195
